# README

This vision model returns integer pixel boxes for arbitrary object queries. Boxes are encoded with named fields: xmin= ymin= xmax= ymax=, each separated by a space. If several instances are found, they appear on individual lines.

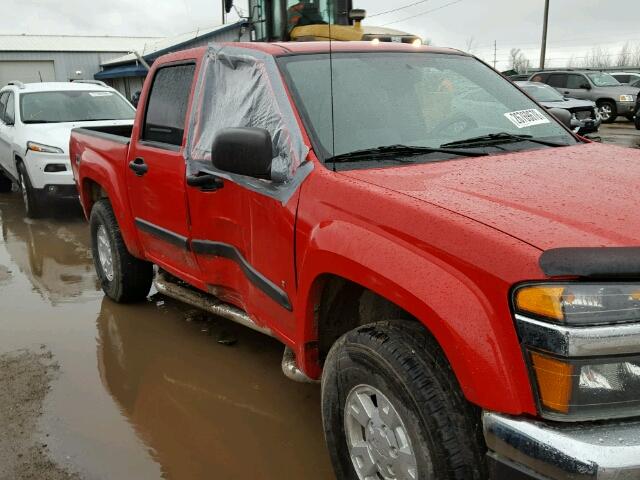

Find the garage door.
xmin=0 ymin=61 xmax=56 ymax=87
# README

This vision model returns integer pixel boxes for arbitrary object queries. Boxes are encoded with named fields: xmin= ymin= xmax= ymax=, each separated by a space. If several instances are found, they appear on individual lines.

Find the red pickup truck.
xmin=71 ymin=42 xmax=640 ymax=480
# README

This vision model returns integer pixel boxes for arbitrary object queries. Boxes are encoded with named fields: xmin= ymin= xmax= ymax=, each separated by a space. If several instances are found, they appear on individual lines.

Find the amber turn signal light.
xmin=515 ymin=286 xmax=565 ymax=322
xmin=530 ymin=352 xmax=574 ymax=414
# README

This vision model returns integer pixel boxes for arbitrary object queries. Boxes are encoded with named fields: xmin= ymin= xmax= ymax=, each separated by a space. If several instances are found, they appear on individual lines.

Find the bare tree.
xmin=617 ymin=42 xmax=632 ymax=67
xmin=509 ymin=48 xmax=531 ymax=73
xmin=566 ymin=55 xmax=578 ymax=68
xmin=464 ymin=36 xmax=476 ymax=54
xmin=632 ymin=43 xmax=640 ymax=66
xmin=582 ymin=46 xmax=612 ymax=69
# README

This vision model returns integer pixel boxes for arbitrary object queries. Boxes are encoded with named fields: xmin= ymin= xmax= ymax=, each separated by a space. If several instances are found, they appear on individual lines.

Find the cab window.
xmin=566 ymin=74 xmax=588 ymax=89
xmin=142 ymin=64 xmax=196 ymax=147
xmin=546 ymin=74 xmax=567 ymax=88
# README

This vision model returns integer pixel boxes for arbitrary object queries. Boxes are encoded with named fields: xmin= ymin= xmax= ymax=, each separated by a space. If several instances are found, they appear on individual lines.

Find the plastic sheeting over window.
xmin=185 ymin=44 xmax=309 ymax=184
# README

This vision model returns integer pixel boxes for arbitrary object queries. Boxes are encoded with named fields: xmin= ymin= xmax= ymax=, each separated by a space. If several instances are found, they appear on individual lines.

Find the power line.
xmin=368 ymin=0 xmax=431 ymax=18
xmin=381 ymin=0 xmax=464 ymax=26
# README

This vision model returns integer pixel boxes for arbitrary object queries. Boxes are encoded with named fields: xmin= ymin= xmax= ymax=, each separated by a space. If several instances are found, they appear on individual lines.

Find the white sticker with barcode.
xmin=504 ymin=109 xmax=550 ymax=128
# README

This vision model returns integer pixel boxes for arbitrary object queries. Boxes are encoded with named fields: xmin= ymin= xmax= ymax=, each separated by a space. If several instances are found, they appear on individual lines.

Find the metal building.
xmin=0 ymin=35 xmax=160 ymax=88
xmin=95 ymin=21 xmax=249 ymax=100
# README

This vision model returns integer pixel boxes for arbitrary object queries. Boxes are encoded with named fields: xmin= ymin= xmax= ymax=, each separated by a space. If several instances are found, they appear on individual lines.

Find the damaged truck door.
xmin=128 ymin=63 xmax=199 ymax=277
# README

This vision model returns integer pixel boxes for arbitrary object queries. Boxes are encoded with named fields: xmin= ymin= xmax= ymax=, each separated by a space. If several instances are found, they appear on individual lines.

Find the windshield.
xmin=518 ymin=82 xmax=565 ymax=102
xmin=278 ymin=52 xmax=576 ymax=165
xmin=586 ymin=72 xmax=621 ymax=87
xmin=20 ymin=90 xmax=135 ymax=124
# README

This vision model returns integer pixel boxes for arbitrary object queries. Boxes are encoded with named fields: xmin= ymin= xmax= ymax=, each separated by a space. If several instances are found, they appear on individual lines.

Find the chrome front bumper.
xmin=483 ymin=412 xmax=640 ymax=479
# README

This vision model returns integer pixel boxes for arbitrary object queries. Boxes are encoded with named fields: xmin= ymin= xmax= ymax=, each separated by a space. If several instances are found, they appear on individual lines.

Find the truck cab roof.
xmin=155 ymin=41 xmax=469 ymax=65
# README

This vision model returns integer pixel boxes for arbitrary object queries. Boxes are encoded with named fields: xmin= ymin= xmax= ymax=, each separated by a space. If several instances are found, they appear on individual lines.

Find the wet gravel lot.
xmin=0 ymin=120 xmax=638 ymax=480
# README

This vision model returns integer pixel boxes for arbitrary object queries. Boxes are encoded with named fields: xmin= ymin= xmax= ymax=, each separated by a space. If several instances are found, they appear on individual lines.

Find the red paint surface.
xmin=71 ymin=43 xmax=640 ymax=418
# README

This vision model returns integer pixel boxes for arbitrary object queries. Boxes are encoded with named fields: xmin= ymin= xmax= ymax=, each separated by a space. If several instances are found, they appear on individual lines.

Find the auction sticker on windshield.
xmin=504 ymin=109 xmax=550 ymax=129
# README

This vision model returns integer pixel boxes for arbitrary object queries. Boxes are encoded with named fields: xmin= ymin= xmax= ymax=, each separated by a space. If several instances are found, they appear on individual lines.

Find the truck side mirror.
xmin=580 ymin=83 xmax=591 ymax=90
xmin=212 ymin=128 xmax=273 ymax=180
xmin=547 ymin=107 xmax=573 ymax=130
xmin=224 ymin=0 xmax=233 ymax=14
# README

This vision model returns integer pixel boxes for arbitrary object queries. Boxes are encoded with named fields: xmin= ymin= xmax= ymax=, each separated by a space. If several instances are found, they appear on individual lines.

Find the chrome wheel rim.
xmin=599 ymin=104 xmax=613 ymax=121
xmin=96 ymin=225 xmax=114 ymax=282
xmin=344 ymin=385 xmax=419 ymax=480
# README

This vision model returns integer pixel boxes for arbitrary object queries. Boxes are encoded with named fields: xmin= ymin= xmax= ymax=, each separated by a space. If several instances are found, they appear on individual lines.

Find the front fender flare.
xmin=296 ymin=220 xmax=535 ymax=415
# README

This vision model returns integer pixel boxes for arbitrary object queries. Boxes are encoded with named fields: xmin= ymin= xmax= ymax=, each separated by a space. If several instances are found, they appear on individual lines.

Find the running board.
xmin=154 ymin=271 xmax=317 ymax=383
xmin=154 ymin=270 xmax=273 ymax=337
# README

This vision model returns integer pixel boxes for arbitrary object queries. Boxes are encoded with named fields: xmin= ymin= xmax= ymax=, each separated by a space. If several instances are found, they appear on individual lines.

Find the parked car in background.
xmin=516 ymin=81 xmax=601 ymax=134
xmin=529 ymin=70 xmax=639 ymax=123
xmin=0 ymin=80 xmax=135 ymax=218
xmin=611 ymin=72 xmax=640 ymax=85
xmin=71 ymin=42 xmax=640 ymax=480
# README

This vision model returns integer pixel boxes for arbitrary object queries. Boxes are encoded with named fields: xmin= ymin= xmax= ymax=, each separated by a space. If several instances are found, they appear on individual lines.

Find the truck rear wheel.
xmin=90 ymin=199 xmax=153 ymax=303
xmin=322 ymin=321 xmax=486 ymax=480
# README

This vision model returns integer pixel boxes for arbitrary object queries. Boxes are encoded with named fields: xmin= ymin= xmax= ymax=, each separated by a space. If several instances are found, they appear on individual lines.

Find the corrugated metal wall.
xmin=0 ymin=51 xmax=127 ymax=83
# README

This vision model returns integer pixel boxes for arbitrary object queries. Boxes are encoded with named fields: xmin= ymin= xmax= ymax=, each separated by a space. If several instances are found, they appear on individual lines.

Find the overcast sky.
xmin=3 ymin=0 xmax=639 ymax=70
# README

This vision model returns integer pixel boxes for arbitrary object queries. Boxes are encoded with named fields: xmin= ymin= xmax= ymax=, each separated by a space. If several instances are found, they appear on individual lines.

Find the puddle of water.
xmin=0 ymin=194 xmax=334 ymax=480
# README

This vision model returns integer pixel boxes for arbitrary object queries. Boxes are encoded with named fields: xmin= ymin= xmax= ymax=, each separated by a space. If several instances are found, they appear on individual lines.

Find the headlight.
xmin=619 ymin=95 xmax=634 ymax=102
xmin=514 ymin=283 xmax=640 ymax=325
xmin=27 ymin=141 xmax=63 ymax=154
xmin=514 ymin=282 xmax=640 ymax=421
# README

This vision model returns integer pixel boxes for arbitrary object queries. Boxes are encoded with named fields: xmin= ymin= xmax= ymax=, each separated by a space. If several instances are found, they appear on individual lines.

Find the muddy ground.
xmin=0 ymin=349 xmax=79 ymax=480
xmin=0 ymin=120 xmax=637 ymax=479
xmin=0 ymin=197 xmax=333 ymax=479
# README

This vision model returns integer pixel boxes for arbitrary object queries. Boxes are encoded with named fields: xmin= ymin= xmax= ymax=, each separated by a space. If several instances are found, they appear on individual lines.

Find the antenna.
xmin=329 ymin=1 xmax=337 ymax=172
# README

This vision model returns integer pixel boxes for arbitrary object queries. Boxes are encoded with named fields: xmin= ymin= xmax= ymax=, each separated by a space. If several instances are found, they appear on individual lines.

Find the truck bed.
xmin=71 ymin=124 xmax=133 ymax=144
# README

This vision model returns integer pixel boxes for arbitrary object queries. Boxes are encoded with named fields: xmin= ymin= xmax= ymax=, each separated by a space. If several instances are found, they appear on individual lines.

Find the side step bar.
xmin=154 ymin=270 xmax=273 ymax=337
xmin=154 ymin=271 xmax=317 ymax=383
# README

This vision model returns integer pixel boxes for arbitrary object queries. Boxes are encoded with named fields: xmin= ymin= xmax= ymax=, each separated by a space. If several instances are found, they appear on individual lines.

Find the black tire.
xmin=90 ymin=198 xmax=153 ymax=303
xmin=0 ymin=172 xmax=11 ymax=193
xmin=598 ymin=100 xmax=617 ymax=124
xmin=635 ymin=115 xmax=640 ymax=131
xmin=322 ymin=321 xmax=486 ymax=480
xmin=17 ymin=162 xmax=44 ymax=218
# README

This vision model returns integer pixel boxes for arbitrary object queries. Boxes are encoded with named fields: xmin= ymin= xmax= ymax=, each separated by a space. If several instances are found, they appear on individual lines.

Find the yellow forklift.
xmin=224 ymin=0 xmax=422 ymax=44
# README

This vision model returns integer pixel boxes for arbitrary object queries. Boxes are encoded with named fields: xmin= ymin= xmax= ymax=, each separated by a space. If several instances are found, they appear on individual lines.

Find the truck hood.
xmin=341 ymin=142 xmax=640 ymax=250
xmin=24 ymin=119 xmax=134 ymax=154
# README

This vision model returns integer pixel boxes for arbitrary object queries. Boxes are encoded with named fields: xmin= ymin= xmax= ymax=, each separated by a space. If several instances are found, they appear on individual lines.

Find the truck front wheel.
xmin=322 ymin=321 xmax=486 ymax=480
xmin=90 ymin=199 xmax=153 ymax=303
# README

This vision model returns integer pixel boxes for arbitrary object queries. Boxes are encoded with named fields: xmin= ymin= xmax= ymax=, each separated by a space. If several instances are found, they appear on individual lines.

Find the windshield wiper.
xmin=441 ymin=132 xmax=569 ymax=149
xmin=327 ymin=144 xmax=488 ymax=163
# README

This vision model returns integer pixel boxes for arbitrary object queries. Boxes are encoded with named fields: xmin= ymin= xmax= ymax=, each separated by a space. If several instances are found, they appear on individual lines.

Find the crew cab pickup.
xmin=71 ymin=42 xmax=640 ymax=480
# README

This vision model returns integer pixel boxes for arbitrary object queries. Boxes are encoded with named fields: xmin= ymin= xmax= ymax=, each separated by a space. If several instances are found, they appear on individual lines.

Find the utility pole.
xmin=540 ymin=0 xmax=550 ymax=69
xmin=493 ymin=40 xmax=497 ymax=69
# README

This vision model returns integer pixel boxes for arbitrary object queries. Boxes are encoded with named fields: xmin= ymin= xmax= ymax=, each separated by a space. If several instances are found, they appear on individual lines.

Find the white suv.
xmin=0 ymin=81 xmax=135 ymax=217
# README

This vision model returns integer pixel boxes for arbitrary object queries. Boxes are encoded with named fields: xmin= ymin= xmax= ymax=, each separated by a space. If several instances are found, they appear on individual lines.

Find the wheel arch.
xmin=296 ymin=223 xmax=536 ymax=415
xmin=80 ymin=173 xmax=145 ymax=259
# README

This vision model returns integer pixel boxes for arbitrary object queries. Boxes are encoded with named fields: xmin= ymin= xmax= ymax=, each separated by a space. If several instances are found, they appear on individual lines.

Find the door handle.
xmin=129 ymin=157 xmax=148 ymax=177
xmin=186 ymin=173 xmax=224 ymax=192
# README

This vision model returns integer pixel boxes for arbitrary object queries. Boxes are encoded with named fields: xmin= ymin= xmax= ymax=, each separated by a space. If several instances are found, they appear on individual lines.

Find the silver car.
xmin=529 ymin=70 xmax=639 ymax=123
xmin=516 ymin=81 xmax=601 ymax=134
